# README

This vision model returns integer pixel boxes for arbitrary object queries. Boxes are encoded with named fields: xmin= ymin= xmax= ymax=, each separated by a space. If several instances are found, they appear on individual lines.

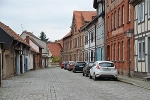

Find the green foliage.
xmin=39 ymin=31 xmax=49 ymax=42
xmin=52 ymin=57 xmax=60 ymax=63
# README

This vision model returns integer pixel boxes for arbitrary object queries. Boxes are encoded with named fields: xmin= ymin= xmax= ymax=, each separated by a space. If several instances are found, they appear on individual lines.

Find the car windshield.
xmin=99 ymin=62 xmax=114 ymax=67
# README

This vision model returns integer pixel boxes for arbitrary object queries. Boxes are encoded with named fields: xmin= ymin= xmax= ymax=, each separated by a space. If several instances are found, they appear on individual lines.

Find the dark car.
xmin=83 ymin=62 xmax=94 ymax=77
xmin=72 ymin=61 xmax=86 ymax=73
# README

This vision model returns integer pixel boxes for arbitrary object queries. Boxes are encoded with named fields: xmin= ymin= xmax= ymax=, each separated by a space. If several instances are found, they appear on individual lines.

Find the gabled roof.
xmin=29 ymin=37 xmax=44 ymax=49
xmin=73 ymin=11 xmax=96 ymax=31
xmin=56 ymin=39 xmax=63 ymax=48
xmin=47 ymin=42 xmax=62 ymax=57
xmin=21 ymin=30 xmax=46 ymax=43
xmin=0 ymin=22 xmax=29 ymax=47
xmin=62 ymin=32 xmax=71 ymax=39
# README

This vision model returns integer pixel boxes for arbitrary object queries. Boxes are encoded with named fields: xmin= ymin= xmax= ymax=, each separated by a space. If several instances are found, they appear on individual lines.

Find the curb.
xmin=118 ymin=78 xmax=150 ymax=90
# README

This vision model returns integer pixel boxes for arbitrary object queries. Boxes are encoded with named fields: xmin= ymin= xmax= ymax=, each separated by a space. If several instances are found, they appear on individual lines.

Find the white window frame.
xmin=138 ymin=40 xmax=145 ymax=61
xmin=138 ymin=1 xmax=144 ymax=23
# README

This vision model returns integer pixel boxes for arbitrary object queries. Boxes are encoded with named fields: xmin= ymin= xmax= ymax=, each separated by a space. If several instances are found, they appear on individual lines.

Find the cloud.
xmin=0 ymin=0 xmax=95 ymax=41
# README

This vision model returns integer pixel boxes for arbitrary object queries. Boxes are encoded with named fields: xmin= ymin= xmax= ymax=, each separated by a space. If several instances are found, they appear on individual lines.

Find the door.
xmin=148 ymin=37 xmax=150 ymax=73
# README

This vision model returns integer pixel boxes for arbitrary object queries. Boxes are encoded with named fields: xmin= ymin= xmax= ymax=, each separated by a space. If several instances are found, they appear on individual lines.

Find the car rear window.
xmin=89 ymin=63 xmax=94 ymax=66
xmin=99 ymin=62 xmax=114 ymax=67
xmin=76 ymin=62 xmax=86 ymax=66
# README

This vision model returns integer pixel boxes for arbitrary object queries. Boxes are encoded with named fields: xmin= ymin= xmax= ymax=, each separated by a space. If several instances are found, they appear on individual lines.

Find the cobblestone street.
xmin=0 ymin=67 xmax=150 ymax=100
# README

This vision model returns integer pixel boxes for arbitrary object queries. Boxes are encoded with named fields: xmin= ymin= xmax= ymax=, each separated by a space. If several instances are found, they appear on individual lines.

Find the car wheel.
xmin=73 ymin=69 xmax=76 ymax=73
xmin=83 ymin=72 xmax=85 ymax=76
xmin=89 ymin=73 xmax=92 ymax=79
xmin=114 ymin=77 xmax=118 ymax=81
xmin=85 ymin=73 xmax=88 ymax=77
xmin=93 ymin=73 xmax=98 ymax=81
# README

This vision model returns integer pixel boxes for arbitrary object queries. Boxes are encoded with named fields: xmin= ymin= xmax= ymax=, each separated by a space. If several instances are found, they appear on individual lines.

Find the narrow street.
xmin=0 ymin=67 xmax=150 ymax=100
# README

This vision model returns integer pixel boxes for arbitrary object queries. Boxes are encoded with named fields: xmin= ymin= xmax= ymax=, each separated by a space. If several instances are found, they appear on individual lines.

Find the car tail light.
xmin=87 ymin=67 xmax=90 ymax=70
xmin=96 ymin=65 xmax=100 ymax=69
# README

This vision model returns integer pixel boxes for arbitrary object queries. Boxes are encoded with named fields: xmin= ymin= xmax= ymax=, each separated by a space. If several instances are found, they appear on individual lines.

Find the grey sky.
xmin=0 ymin=0 xmax=95 ymax=41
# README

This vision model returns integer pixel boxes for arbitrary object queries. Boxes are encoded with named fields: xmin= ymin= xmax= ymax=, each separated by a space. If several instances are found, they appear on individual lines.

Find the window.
xmin=112 ymin=13 xmax=113 ymax=30
xmin=118 ymin=8 xmax=121 ymax=27
xmin=114 ymin=43 xmax=116 ymax=61
xmin=138 ymin=40 xmax=145 ymax=60
xmin=91 ymin=32 xmax=94 ymax=42
xmin=97 ymin=25 xmax=101 ymax=39
xmin=129 ymin=4 xmax=131 ymax=21
xmin=138 ymin=1 xmax=144 ymax=23
xmin=122 ymin=41 xmax=124 ymax=61
xmin=114 ymin=11 xmax=117 ymax=28
xmin=122 ymin=5 xmax=124 ymax=25
xmin=118 ymin=42 xmax=120 ymax=60
xmin=91 ymin=50 xmax=93 ymax=61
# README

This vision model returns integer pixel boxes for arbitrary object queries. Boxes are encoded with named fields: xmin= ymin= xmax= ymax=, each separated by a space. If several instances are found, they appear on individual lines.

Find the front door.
xmin=148 ymin=37 xmax=150 ymax=73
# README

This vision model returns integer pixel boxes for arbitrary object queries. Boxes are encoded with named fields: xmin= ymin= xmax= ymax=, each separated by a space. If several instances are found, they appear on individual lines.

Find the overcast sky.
xmin=0 ymin=0 xmax=95 ymax=41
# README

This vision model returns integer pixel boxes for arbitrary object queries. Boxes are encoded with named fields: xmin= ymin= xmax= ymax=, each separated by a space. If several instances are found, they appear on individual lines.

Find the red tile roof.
xmin=0 ymin=22 xmax=29 ymax=46
xmin=47 ymin=42 xmax=62 ymax=57
xmin=62 ymin=32 xmax=71 ymax=39
xmin=73 ymin=11 xmax=96 ymax=31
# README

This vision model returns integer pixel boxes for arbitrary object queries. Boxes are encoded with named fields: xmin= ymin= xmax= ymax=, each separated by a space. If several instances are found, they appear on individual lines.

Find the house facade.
xmin=130 ymin=0 xmax=150 ymax=77
xmin=81 ymin=22 xmax=96 ymax=62
xmin=47 ymin=41 xmax=62 ymax=66
xmin=70 ymin=11 xmax=96 ymax=61
xmin=0 ymin=22 xmax=30 ymax=79
xmin=0 ymin=42 xmax=5 ymax=87
xmin=21 ymin=31 xmax=49 ymax=68
xmin=105 ymin=0 xmax=134 ymax=76
xmin=25 ymin=36 xmax=43 ymax=70
xmin=93 ymin=0 xmax=106 ymax=61
xmin=62 ymin=32 xmax=73 ymax=61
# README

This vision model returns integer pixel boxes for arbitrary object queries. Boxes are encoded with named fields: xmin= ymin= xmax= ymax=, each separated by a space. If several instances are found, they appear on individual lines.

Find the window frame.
xmin=138 ymin=40 xmax=145 ymax=61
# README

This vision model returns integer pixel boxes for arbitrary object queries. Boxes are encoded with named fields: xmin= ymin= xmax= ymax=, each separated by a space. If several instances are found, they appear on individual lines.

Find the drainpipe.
xmin=13 ymin=41 xmax=19 ymax=75
xmin=104 ymin=0 xmax=107 ymax=60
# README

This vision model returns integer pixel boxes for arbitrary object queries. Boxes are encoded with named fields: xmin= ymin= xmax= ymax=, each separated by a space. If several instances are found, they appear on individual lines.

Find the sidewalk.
xmin=118 ymin=75 xmax=150 ymax=90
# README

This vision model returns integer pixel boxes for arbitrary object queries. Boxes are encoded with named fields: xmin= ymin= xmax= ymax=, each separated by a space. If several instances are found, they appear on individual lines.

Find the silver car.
xmin=89 ymin=61 xmax=118 ymax=81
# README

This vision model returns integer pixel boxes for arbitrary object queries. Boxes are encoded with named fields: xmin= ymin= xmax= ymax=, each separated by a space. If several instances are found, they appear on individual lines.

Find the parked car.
xmin=65 ymin=61 xmax=74 ymax=70
xmin=72 ymin=61 xmax=86 ymax=73
xmin=83 ymin=62 xmax=94 ymax=77
xmin=89 ymin=61 xmax=118 ymax=81
xmin=67 ymin=61 xmax=75 ymax=71
xmin=64 ymin=61 xmax=69 ymax=70
xmin=61 ymin=61 xmax=65 ymax=69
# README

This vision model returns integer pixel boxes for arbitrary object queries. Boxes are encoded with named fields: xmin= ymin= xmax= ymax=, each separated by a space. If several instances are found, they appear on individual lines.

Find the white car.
xmin=89 ymin=61 xmax=118 ymax=81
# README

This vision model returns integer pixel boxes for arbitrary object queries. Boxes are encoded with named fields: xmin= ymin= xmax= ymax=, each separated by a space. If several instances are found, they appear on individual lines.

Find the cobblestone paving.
xmin=0 ymin=67 xmax=150 ymax=100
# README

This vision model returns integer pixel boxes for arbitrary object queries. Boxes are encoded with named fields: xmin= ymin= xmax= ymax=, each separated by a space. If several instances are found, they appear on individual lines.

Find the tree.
xmin=39 ymin=31 xmax=49 ymax=42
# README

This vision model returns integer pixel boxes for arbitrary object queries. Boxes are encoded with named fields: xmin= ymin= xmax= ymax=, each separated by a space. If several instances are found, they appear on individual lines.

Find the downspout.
xmin=13 ymin=41 xmax=19 ymax=75
xmin=104 ymin=0 xmax=107 ymax=60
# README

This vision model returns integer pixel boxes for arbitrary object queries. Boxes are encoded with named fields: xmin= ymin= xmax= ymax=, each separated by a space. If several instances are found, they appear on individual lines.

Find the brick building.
xmin=62 ymin=11 xmax=96 ymax=62
xmin=105 ymin=0 xmax=134 ymax=76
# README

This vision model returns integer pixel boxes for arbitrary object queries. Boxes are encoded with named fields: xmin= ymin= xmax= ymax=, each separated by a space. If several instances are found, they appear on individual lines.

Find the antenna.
xmin=21 ymin=24 xmax=23 ymax=32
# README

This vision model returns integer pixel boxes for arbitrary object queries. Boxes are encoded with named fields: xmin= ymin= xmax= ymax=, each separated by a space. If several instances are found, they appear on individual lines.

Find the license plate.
xmin=79 ymin=66 xmax=83 ymax=67
xmin=103 ymin=68 xmax=111 ymax=71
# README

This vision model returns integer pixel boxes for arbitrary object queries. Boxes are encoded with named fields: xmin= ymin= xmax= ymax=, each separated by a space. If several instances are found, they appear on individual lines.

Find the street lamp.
xmin=126 ymin=29 xmax=132 ymax=77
